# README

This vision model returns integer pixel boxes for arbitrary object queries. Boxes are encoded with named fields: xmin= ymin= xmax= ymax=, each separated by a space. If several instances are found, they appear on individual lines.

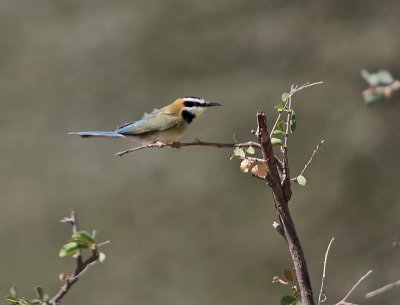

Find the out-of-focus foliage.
xmin=281 ymin=295 xmax=303 ymax=305
xmin=1 ymin=1 xmax=400 ymax=305
xmin=5 ymin=217 xmax=107 ymax=305
xmin=5 ymin=285 xmax=50 ymax=305
xmin=361 ymin=69 xmax=400 ymax=104
xmin=361 ymin=70 xmax=394 ymax=88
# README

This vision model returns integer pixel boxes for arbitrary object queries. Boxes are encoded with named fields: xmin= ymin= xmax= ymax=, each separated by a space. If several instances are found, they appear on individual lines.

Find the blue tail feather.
xmin=68 ymin=131 xmax=125 ymax=138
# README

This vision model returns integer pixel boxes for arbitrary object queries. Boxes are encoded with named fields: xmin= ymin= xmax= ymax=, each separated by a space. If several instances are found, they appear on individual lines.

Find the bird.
xmin=69 ymin=96 xmax=222 ymax=145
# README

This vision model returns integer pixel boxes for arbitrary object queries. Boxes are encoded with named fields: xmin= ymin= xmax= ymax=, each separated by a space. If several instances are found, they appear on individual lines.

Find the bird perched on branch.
xmin=69 ymin=97 xmax=222 ymax=144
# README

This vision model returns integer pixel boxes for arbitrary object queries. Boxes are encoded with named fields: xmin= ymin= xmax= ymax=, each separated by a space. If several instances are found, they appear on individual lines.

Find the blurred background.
xmin=1 ymin=1 xmax=400 ymax=304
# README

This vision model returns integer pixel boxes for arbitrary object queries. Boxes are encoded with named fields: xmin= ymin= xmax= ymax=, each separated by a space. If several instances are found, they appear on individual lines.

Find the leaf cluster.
xmin=59 ymin=230 xmax=107 ymax=262
xmin=5 ymin=224 xmax=108 ymax=305
xmin=5 ymin=286 xmax=49 ymax=305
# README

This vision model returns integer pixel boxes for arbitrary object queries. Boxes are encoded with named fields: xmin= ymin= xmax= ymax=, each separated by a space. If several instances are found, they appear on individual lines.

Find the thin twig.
xmin=334 ymin=270 xmax=373 ymax=305
xmin=288 ymin=81 xmax=324 ymax=99
xmin=365 ymin=279 xmax=400 ymax=298
xmin=116 ymin=140 xmax=261 ymax=157
xmin=318 ymin=238 xmax=335 ymax=305
xmin=49 ymin=211 xmax=100 ymax=305
xmin=292 ymin=140 xmax=325 ymax=180
xmin=279 ymin=82 xmax=323 ymax=197
xmin=270 ymin=112 xmax=284 ymax=136
xmin=271 ymin=81 xmax=323 ymax=135
xmin=270 ymin=97 xmax=290 ymax=135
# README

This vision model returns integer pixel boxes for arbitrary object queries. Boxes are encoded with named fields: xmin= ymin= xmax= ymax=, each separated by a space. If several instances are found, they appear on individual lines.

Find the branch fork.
xmin=49 ymin=210 xmax=101 ymax=305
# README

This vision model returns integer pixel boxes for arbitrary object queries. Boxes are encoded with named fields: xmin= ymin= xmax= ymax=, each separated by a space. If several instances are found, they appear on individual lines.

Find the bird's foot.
xmin=154 ymin=141 xmax=166 ymax=148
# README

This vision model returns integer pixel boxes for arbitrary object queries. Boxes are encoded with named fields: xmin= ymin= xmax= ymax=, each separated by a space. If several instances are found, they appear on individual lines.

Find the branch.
xmin=256 ymin=110 xmax=314 ymax=305
xmin=49 ymin=210 xmax=100 ymax=305
xmin=365 ymin=279 xmax=400 ymax=298
xmin=334 ymin=270 xmax=373 ymax=305
xmin=317 ymin=238 xmax=335 ymax=305
xmin=280 ymin=89 xmax=293 ymax=200
xmin=362 ymin=80 xmax=400 ymax=100
xmin=287 ymin=81 xmax=324 ymax=98
xmin=292 ymin=140 xmax=325 ymax=181
xmin=116 ymin=140 xmax=261 ymax=157
xmin=278 ymin=82 xmax=323 ymax=198
xmin=270 ymin=81 xmax=323 ymax=142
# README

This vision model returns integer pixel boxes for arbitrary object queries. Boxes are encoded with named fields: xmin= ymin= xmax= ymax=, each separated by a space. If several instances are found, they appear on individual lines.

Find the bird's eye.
xmin=183 ymin=101 xmax=201 ymax=107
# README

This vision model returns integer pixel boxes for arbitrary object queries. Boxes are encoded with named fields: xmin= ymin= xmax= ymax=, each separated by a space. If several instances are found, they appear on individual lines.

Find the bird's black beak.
xmin=204 ymin=101 xmax=223 ymax=107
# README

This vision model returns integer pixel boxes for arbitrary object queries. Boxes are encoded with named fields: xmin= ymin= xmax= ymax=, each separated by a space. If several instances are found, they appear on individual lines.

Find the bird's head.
xmin=170 ymin=96 xmax=222 ymax=124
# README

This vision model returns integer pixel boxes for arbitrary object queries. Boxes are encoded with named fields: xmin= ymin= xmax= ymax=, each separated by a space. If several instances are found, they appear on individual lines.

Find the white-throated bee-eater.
xmin=69 ymin=97 xmax=222 ymax=144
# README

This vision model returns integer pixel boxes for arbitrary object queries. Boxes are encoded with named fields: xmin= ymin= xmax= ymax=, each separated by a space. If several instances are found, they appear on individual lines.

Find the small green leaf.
xmin=69 ymin=230 xmax=97 ymax=249
xmin=296 ymin=175 xmax=307 ymax=186
xmin=276 ymin=120 xmax=287 ymax=132
xmin=4 ymin=295 xmax=17 ymax=302
xmin=59 ymin=242 xmax=79 ymax=257
xmin=282 ymin=92 xmax=290 ymax=102
xmin=246 ymin=146 xmax=255 ymax=155
xmin=281 ymin=295 xmax=303 ymax=305
xmin=99 ymin=252 xmax=106 ymax=263
xmin=42 ymin=294 xmax=50 ymax=302
xmin=9 ymin=286 xmax=17 ymax=299
xmin=30 ymin=299 xmax=42 ymax=305
xmin=274 ymin=102 xmax=285 ymax=111
xmin=34 ymin=287 xmax=44 ymax=300
xmin=233 ymin=147 xmax=245 ymax=158
xmin=271 ymin=138 xmax=283 ymax=146
xmin=71 ymin=231 xmax=95 ymax=244
xmin=272 ymin=129 xmax=285 ymax=136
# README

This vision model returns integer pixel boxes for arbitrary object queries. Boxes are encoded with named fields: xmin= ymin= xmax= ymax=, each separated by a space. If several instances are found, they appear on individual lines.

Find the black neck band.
xmin=181 ymin=110 xmax=196 ymax=123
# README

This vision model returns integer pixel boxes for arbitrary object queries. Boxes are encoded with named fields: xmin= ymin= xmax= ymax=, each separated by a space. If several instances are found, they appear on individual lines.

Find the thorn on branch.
xmin=272 ymin=221 xmax=285 ymax=238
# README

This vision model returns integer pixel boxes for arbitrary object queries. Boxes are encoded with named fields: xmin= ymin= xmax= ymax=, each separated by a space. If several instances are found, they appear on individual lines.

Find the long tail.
xmin=68 ymin=131 xmax=125 ymax=139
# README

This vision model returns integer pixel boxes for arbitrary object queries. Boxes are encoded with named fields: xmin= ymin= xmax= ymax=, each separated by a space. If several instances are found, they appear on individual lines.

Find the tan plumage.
xmin=69 ymin=97 xmax=221 ymax=144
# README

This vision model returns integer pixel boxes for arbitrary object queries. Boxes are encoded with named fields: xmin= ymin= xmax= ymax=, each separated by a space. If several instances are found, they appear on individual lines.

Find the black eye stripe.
xmin=183 ymin=101 xmax=202 ymax=107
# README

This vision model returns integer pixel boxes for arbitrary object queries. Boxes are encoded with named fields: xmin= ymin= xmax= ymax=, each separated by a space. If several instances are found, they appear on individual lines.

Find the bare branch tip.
xmin=365 ymin=278 xmax=400 ymax=299
xmin=335 ymin=270 xmax=373 ymax=305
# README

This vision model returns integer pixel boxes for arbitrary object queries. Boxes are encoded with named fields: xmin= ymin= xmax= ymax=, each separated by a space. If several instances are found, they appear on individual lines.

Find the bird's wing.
xmin=115 ymin=111 xmax=181 ymax=135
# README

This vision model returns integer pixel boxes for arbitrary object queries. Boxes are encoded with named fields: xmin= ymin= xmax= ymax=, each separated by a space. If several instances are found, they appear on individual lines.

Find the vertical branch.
xmin=61 ymin=210 xmax=84 ymax=269
xmin=256 ymin=110 xmax=314 ymax=305
xmin=281 ymin=93 xmax=293 ymax=201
